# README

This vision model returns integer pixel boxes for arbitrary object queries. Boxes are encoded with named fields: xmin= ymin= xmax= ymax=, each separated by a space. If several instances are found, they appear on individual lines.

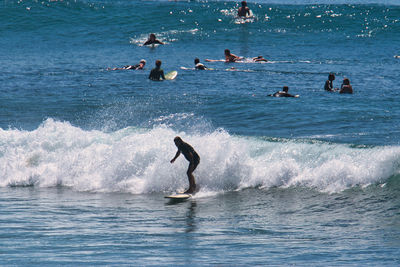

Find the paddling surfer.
xmin=170 ymin=136 xmax=200 ymax=194
xmin=194 ymin=58 xmax=207 ymax=70
xmin=269 ymin=86 xmax=297 ymax=97
xmin=143 ymin=33 xmax=164 ymax=46
xmin=109 ymin=59 xmax=146 ymax=70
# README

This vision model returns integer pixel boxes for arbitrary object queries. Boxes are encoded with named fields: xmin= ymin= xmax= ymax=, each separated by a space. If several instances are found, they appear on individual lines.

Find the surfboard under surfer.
xmin=170 ymin=136 xmax=200 ymax=194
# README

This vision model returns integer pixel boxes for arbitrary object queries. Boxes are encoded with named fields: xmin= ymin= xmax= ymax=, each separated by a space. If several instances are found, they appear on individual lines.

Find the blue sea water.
xmin=1 ymin=0 xmax=400 ymax=265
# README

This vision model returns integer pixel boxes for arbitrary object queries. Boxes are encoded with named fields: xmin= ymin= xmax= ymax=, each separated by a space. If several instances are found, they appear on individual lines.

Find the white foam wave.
xmin=1 ymin=119 xmax=399 ymax=194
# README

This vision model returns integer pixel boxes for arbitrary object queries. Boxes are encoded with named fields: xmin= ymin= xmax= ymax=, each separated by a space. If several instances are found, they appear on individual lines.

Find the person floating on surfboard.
xmin=237 ymin=1 xmax=251 ymax=17
xmin=149 ymin=60 xmax=166 ymax=81
xmin=269 ymin=86 xmax=298 ymax=97
xmin=205 ymin=49 xmax=243 ymax=63
xmin=170 ymin=136 xmax=200 ymax=194
xmin=108 ymin=59 xmax=146 ymax=71
xmin=143 ymin=33 xmax=164 ymax=46
xmin=253 ymin=56 xmax=268 ymax=62
xmin=194 ymin=58 xmax=208 ymax=70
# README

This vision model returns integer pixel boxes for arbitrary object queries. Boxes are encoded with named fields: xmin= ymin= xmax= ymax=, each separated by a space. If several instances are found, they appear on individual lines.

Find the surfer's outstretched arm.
xmin=205 ymin=59 xmax=224 ymax=62
xmin=170 ymin=150 xmax=180 ymax=163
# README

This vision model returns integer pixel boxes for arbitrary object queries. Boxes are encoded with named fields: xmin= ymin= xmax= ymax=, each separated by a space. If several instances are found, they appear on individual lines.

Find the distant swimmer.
xmin=109 ymin=59 xmax=146 ymax=71
xmin=395 ymin=55 xmax=400 ymax=59
xmin=339 ymin=78 xmax=353 ymax=94
xmin=253 ymin=56 xmax=268 ymax=62
xmin=237 ymin=1 xmax=251 ymax=17
xmin=269 ymin=86 xmax=298 ymax=97
xmin=194 ymin=58 xmax=208 ymax=70
xmin=324 ymin=72 xmax=338 ymax=92
xmin=148 ymin=60 xmax=166 ymax=81
xmin=170 ymin=136 xmax=200 ymax=194
xmin=143 ymin=33 xmax=164 ymax=46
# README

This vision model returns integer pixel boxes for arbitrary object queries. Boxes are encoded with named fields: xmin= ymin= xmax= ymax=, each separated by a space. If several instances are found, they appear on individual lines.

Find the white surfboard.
xmin=165 ymin=70 xmax=178 ymax=80
xmin=165 ymin=193 xmax=192 ymax=200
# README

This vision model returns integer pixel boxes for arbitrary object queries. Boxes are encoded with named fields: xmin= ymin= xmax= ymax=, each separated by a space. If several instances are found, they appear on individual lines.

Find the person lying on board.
xmin=205 ymin=49 xmax=243 ymax=63
xmin=143 ymin=33 xmax=164 ymax=46
xmin=108 ymin=59 xmax=146 ymax=70
xmin=194 ymin=58 xmax=208 ymax=70
xmin=253 ymin=56 xmax=268 ymax=62
xmin=269 ymin=86 xmax=298 ymax=97
xmin=237 ymin=1 xmax=251 ymax=17
xmin=148 ymin=60 xmax=166 ymax=81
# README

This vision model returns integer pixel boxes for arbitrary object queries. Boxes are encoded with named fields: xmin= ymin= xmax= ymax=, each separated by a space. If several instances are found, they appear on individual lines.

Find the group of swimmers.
xmin=109 ymin=0 xmax=354 ymax=95
xmin=324 ymin=73 xmax=353 ymax=94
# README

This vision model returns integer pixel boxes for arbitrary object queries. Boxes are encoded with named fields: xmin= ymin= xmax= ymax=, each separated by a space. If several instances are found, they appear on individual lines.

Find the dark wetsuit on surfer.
xmin=149 ymin=60 xmax=166 ymax=81
xmin=170 ymin=136 xmax=200 ymax=194
xmin=238 ymin=1 xmax=251 ymax=17
xmin=143 ymin=33 xmax=164 ymax=46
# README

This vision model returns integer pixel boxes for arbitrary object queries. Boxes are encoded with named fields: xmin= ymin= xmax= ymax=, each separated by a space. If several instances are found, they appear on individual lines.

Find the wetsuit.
xmin=324 ymin=80 xmax=334 ymax=91
xmin=125 ymin=64 xmax=140 ymax=70
xmin=143 ymin=40 xmax=163 ymax=46
xmin=149 ymin=67 xmax=165 ymax=81
xmin=195 ymin=63 xmax=207 ymax=70
xmin=272 ymin=91 xmax=295 ymax=97
xmin=177 ymin=142 xmax=200 ymax=168
xmin=238 ymin=6 xmax=250 ymax=17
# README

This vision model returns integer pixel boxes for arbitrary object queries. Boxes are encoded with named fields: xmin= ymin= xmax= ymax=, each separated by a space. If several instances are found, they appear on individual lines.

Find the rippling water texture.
xmin=1 ymin=0 xmax=400 ymax=265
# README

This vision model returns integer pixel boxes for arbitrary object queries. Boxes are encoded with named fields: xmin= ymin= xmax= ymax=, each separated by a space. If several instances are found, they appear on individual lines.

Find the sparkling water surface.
xmin=1 ymin=0 xmax=400 ymax=265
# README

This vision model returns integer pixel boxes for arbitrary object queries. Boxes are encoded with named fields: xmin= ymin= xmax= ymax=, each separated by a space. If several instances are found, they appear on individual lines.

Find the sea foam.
xmin=1 ymin=119 xmax=399 ymax=194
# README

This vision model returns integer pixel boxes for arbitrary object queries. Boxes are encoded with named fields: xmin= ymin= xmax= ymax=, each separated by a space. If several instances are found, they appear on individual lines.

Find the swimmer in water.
xmin=269 ymin=86 xmax=298 ymax=97
xmin=148 ymin=60 xmax=166 ymax=81
xmin=324 ymin=72 xmax=338 ymax=92
xmin=237 ymin=1 xmax=251 ymax=17
xmin=339 ymin=78 xmax=353 ymax=94
xmin=143 ymin=33 xmax=164 ymax=46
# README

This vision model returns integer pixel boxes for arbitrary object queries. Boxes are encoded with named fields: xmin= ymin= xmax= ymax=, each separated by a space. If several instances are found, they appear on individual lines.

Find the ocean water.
xmin=1 ymin=0 xmax=400 ymax=265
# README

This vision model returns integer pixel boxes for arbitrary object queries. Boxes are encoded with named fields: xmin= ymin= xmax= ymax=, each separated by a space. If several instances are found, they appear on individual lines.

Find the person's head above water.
xmin=140 ymin=59 xmax=146 ymax=64
xmin=194 ymin=58 xmax=200 ymax=64
xmin=282 ymin=86 xmax=289 ymax=92
xmin=149 ymin=33 xmax=156 ymax=40
xmin=328 ymin=72 xmax=335 ymax=81
xmin=241 ymin=1 xmax=247 ymax=7
xmin=224 ymin=49 xmax=231 ymax=56
xmin=155 ymin=60 xmax=162 ymax=67
xmin=343 ymin=78 xmax=350 ymax=85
